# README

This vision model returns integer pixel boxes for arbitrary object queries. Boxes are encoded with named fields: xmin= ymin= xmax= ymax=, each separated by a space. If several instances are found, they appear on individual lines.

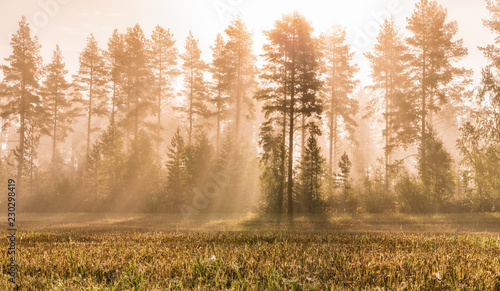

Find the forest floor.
xmin=1 ymin=213 xmax=500 ymax=289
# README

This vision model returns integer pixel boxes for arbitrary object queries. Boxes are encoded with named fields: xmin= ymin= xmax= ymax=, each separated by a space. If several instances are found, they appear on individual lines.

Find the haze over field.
xmin=1 ymin=0 xmax=500 ymax=217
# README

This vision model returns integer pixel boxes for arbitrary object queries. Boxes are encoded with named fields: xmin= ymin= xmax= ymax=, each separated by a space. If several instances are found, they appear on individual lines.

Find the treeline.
xmin=1 ymin=0 xmax=500 ymax=215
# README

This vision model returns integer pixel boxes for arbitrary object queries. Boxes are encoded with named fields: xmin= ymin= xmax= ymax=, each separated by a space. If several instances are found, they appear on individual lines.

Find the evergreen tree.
xmin=105 ymin=29 xmax=126 ymax=133
xmin=42 ymin=45 xmax=75 ymax=162
xmin=224 ymin=15 xmax=257 ymax=141
xmin=456 ymin=0 xmax=500 ymax=211
xmin=298 ymin=124 xmax=325 ymax=212
xmin=210 ymin=34 xmax=230 ymax=155
xmin=406 ymin=0 xmax=468 ymax=177
xmin=319 ymin=25 xmax=359 ymax=171
xmin=150 ymin=25 xmax=179 ymax=154
xmin=82 ymin=125 xmax=126 ymax=209
xmin=365 ymin=18 xmax=416 ymax=192
xmin=258 ymin=120 xmax=285 ymax=213
xmin=1 ymin=17 xmax=43 ymax=184
xmin=74 ymin=34 xmax=108 ymax=156
xmin=338 ymin=152 xmax=352 ymax=210
xmin=179 ymin=31 xmax=209 ymax=146
xmin=123 ymin=24 xmax=153 ymax=142
xmin=418 ymin=129 xmax=454 ymax=209
xmin=165 ymin=127 xmax=188 ymax=210
xmin=258 ymin=12 xmax=322 ymax=216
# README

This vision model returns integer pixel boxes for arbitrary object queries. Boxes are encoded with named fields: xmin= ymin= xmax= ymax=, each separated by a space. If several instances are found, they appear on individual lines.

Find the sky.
xmin=0 ymin=0 xmax=495 ymax=86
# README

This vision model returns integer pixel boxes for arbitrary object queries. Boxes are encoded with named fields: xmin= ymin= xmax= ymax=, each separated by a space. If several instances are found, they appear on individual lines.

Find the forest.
xmin=1 ymin=0 xmax=500 ymax=217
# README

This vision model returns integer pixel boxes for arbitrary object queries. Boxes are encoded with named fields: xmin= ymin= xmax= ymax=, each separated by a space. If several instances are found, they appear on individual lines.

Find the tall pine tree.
xmin=258 ymin=12 xmax=322 ymax=216
xmin=150 ymin=25 xmax=179 ymax=154
xmin=179 ymin=31 xmax=209 ymax=146
xmin=224 ymin=16 xmax=257 ymax=141
xmin=1 ymin=17 xmax=43 ymax=183
xmin=74 ymin=34 xmax=108 ymax=156
xmin=123 ymin=24 xmax=153 ymax=142
xmin=365 ymin=18 xmax=416 ymax=192
xmin=319 ymin=25 xmax=359 ymax=171
xmin=210 ymin=34 xmax=230 ymax=155
xmin=105 ymin=29 xmax=125 ymax=133
xmin=42 ymin=45 xmax=75 ymax=162
xmin=406 ymin=0 xmax=468 ymax=177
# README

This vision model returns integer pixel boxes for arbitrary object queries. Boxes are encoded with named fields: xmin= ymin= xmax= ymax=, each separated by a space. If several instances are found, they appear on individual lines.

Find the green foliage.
xmin=361 ymin=168 xmax=396 ymax=214
xmin=80 ymin=126 xmax=126 ymax=211
xmin=298 ymin=125 xmax=325 ymax=212
xmin=418 ymin=129 xmax=455 ymax=210
xmin=258 ymin=121 xmax=285 ymax=213
xmin=123 ymin=130 xmax=160 ymax=211
xmin=395 ymin=173 xmax=432 ymax=213
xmin=162 ymin=128 xmax=188 ymax=211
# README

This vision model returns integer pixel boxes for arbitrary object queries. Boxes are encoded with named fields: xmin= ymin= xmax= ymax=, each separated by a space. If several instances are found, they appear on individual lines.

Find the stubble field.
xmin=1 ymin=213 xmax=500 ymax=290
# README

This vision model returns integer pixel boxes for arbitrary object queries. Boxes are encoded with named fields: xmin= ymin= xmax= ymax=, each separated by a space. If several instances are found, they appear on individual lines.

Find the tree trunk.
xmin=287 ymin=28 xmax=296 ymax=218
xmin=189 ymin=68 xmax=194 ymax=146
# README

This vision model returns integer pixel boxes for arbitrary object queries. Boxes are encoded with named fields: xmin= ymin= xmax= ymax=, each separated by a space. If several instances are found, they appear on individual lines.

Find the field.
xmin=1 ymin=213 xmax=500 ymax=290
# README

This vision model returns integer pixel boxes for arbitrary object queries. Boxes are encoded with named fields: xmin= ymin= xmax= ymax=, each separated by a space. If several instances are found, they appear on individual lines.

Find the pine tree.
xmin=0 ymin=17 xmax=43 ymax=184
xmin=74 ymin=34 xmax=108 ymax=156
xmin=258 ymin=120 xmax=286 ymax=213
xmin=210 ymin=34 xmax=230 ymax=155
xmin=42 ymin=45 xmax=75 ymax=163
xmin=456 ymin=0 xmax=500 ymax=211
xmin=299 ymin=124 xmax=325 ymax=212
xmin=365 ymin=18 xmax=416 ymax=192
xmin=165 ymin=127 xmax=188 ymax=210
xmin=258 ymin=12 xmax=322 ymax=216
xmin=418 ymin=129 xmax=454 ymax=209
xmin=338 ymin=152 xmax=352 ymax=208
xmin=224 ymin=15 xmax=257 ymax=141
xmin=123 ymin=24 xmax=153 ymax=142
xmin=105 ymin=29 xmax=126 ymax=133
xmin=319 ymin=25 xmax=359 ymax=172
xmin=179 ymin=31 xmax=209 ymax=146
xmin=406 ymin=0 xmax=468 ymax=176
xmin=150 ymin=25 xmax=179 ymax=154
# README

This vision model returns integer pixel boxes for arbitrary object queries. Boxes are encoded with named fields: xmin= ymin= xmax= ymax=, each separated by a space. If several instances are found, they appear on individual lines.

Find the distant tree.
xmin=74 ymin=34 xmax=108 ymax=156
xmin=150 ymin=25 xmax=179 ymax=154
xmin=365 ymin=18 xmax=416 ymax=192
xmin=105 ymin=29 xmax=126 ymax=133
xmin=165 ymin=127 xmax=188 ymax=210
xmin=406 ymin=0 xmax=468 ymax=178
xmin=319 ymin=25 xmax=359 ymax=171
xmin=456 ymin=0 xmax=500 ymax=211
xmin=224 ymin=15 xmax=257 ymax=141
xmin=83 ymin=125 xmax=126 ymax=209
xmin=298 ymin=124 xmax=325 ymax=212
xmin=258 ymin=120 xmax=286 ymax=213
xmin=1 ymin=17 xmax=43 ymax=184
xmin=123 ymin=130 xmax=160 ymax=210
xmin=179 ymin=31 xmax=209 ymax=146
xmin=185 ymin=132 xmax=214 ymax=189
xmin=338 ymin=152 xmax=353 ymax=210
xmin=209 ymin=34 xmax=230 ymax=154
xmin=258 ymin=12 xmax=322 ymax=216
xmin=123 ymin=24 xmax=153 ymax=142
xmin=42 ymin=45 xmax=75 ymax=162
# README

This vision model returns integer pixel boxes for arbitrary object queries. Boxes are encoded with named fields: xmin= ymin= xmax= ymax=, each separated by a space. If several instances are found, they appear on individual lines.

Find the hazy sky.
xmin=0 ymin=0 xmax=494 ymax=86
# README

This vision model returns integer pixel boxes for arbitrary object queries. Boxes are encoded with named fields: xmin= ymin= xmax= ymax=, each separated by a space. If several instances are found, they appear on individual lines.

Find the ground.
xmin=1 ymin=213 xmax=500 ymax=290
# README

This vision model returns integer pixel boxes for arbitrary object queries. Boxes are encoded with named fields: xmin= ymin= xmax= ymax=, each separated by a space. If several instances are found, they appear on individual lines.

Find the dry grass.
xmin=1 ymin=213 xmax=500 ymax=290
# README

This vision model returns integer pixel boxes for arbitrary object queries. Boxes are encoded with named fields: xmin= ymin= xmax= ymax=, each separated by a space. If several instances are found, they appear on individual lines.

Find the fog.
xmin=1 ymin=0 xmax=499 ymax=217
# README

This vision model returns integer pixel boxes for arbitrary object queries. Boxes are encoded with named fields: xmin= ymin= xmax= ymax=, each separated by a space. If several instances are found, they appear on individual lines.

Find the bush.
xmin=396 ymin=174 xmax=434 ymax=213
